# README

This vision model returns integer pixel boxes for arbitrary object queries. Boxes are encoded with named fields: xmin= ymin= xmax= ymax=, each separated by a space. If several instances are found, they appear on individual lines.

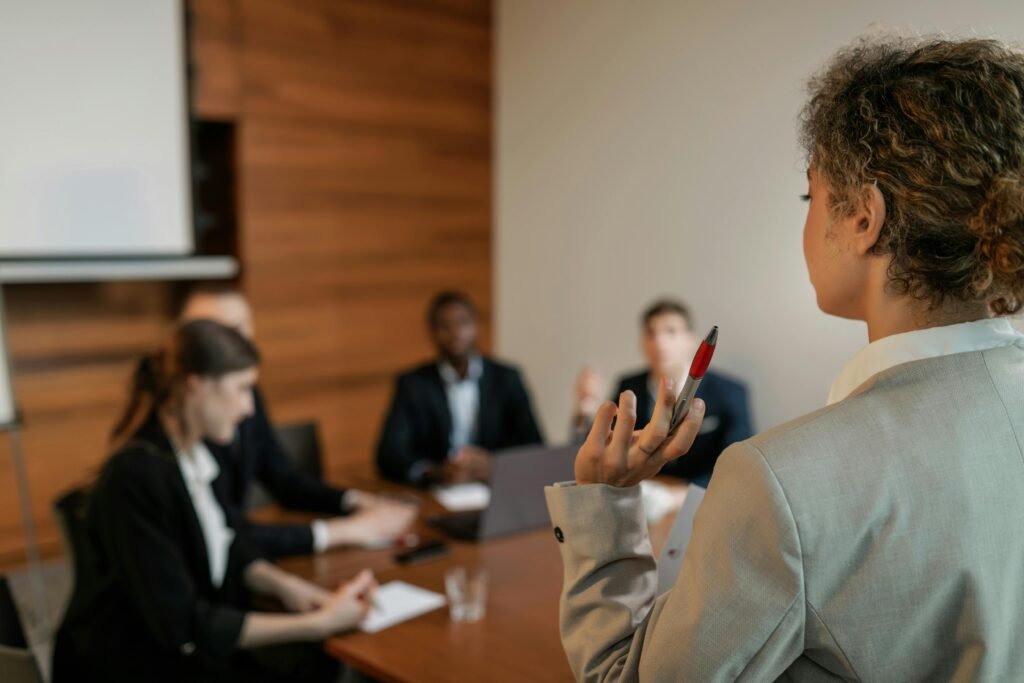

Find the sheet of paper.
xmin=432 ymin=482 xmax=491 ymax=511
xmin=360 ymin=581 xmax=448 ymax=634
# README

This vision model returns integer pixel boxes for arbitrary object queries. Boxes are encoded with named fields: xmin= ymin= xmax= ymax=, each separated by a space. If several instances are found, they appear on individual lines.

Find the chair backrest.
xmin=0 ymin=646 xmax=42 ymax=683
xmin=0 ymin=576 xmax=27 ymax=649
xmin=274 ymin=421 xmax=323 ymax=480
xmin=246 ymin=421 xmax=323 ymax=510
xmin=0 ymin=577 xmax=42 ymax=683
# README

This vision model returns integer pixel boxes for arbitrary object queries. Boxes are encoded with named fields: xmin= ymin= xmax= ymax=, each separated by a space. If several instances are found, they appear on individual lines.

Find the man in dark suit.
xmin=573 ymin=299 xmax=753 ymax=487
xmin=179 ymin=284 xmax=415 ymax=557
xmin=376 ymin=291 xmax=544 ymax=485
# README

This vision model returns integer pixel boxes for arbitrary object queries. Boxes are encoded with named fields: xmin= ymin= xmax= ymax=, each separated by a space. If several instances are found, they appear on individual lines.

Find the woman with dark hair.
xmin=546 ymin=37 xmax=1024 ymax=680
xmin=53 ymin=320 xmax=373 ymax=682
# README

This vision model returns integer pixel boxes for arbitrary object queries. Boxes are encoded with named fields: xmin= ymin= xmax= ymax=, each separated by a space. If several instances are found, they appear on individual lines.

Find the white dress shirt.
xmin=828 ymin=317 xmax=1024 ymax=405
xmin=176 ymin=442 xmax=235 ymax=588
xmin=310 ymin=492 xmax=360 ymax=553
xmin=438 ymin=355 xmax=484 ymax=456
xmin=311 ymin=520 xmax=329 ymax=553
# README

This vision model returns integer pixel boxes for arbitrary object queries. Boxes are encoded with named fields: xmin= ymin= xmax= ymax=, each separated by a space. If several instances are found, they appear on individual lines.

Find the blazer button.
xmin=554 ymin=527 xmax=564 ymax=543
xmin=181 ymin=642 xmax=196 ymax=656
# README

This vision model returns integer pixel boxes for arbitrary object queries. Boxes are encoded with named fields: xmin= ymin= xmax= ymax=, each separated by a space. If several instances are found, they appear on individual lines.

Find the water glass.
xmin=445 ymin=566 xmax=488 ymax=622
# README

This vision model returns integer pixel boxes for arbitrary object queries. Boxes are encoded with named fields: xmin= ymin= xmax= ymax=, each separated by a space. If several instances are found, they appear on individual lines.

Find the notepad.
xmin=359 ymin=581 xmax=448 ymax=633
xmin=431 ymin=482 xmax=491 ymax=511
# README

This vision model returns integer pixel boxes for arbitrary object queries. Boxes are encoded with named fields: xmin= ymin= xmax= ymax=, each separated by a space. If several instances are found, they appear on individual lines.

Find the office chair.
xmin=0 ymin=575 xmax=43 ymax=683
xmin=246 ymin=421 xmax=324 ymax=510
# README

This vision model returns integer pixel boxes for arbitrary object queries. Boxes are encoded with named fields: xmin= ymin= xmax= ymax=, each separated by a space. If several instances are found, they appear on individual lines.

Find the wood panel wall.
xmin=0 ymin=0 xmax=492 ymax=568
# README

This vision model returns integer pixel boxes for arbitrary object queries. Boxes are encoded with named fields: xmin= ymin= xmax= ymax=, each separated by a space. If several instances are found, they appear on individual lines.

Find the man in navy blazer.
xmin=376 ymin=291 xmax=544 ymax=485
xmin=574 ymin=299 xmax=753 ymax=487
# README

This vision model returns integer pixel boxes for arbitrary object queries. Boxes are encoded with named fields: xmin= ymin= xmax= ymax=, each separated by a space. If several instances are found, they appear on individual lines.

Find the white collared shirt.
xmin=176 ymin=442 xmax=234 ymax=588
xmin=310 ymin=492 xmax=361 ymax=554
xmin=438 ymin=355 xmax=484 ymax=457
xmin=828 ymin=317 xmax=1024 ymax=405
xmin=646 ymin=373 xmax=686 ymax=405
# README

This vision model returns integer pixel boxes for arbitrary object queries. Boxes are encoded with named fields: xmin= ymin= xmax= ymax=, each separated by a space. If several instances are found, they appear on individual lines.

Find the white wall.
xmin=496 ymin=0 xmax=1024 ymax=440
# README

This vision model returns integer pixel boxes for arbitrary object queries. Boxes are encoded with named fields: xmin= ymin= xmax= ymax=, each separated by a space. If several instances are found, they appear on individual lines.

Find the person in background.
xmin=376 ymin=290 xmax=544 ymax=485
xmin=53 ymin=320 xmax=374 ymax=683
xmin=178 ymin=284 xmax=416 ymax=558
xmin=573 ymin=298 xmax=753 ymax=486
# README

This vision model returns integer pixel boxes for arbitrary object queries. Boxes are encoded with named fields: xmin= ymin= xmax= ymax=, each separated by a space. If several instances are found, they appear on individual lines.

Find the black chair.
xmin=0 ymin=575 xmax=43 ymax=683
xmin=275 ymin=421 xmax=323 ymax=480
xmin=246 ymin=421 xmax=324 ymax=510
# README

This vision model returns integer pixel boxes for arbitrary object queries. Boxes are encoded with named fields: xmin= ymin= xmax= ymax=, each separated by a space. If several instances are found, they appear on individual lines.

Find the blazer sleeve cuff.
xmin=544 ymin=483 xmax=651 ymax=563
xmin=408 ymin=459 xmax=434 ymax=485
xmin=191 ymin=600 xmax=247 ymax=659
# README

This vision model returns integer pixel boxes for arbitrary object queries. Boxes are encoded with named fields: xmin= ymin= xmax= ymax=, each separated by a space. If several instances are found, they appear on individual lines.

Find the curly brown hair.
xmin=800 ymin=36 xmax=1024 ymax=314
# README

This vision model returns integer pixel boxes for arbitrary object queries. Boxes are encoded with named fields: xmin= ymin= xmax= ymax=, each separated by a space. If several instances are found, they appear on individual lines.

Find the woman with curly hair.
xmin=546 ymin=36 xmax=1024 ymax=681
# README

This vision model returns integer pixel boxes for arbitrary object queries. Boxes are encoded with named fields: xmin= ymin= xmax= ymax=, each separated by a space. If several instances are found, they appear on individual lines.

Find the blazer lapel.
xmin=427 ymin=365 xmax=453 ymax=455
xmin=476 ymin=360 xmax=495 ymax=447
xmin=171 ymin=463 xmax=217 ymax=594
xmin=135 ymin=414 xmax=217 ymax=594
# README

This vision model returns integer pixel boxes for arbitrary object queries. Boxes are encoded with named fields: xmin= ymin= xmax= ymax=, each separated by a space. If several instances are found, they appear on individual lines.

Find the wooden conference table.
xmin=266 ymin=467 xmax=683 ymax=683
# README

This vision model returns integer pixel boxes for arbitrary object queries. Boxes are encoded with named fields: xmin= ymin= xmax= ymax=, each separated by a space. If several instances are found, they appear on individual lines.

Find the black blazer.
xmin=52 ymin=415 xmax=259 ymax=683
xmin=376 ymin=357 xmax=544 ymax=483
xmin=208 ymin=387 xmax=350 ymax=558
xmin=615 ymin=369 xmax=754 ymax=486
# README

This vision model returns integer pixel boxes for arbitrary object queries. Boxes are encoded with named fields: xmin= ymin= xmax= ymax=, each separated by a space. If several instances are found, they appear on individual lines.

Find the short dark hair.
xmin=427 ymin=290 xmax=477 ymax=328
xmin=642 ymin=299 xmax=691 ymax=329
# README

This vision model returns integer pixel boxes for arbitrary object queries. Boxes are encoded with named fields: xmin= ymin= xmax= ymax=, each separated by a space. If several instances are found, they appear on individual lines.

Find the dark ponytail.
xmin=110 ymin=352 xmax=166 ymax=443
xmin=111 ymin=320 xmax=260 ymax=445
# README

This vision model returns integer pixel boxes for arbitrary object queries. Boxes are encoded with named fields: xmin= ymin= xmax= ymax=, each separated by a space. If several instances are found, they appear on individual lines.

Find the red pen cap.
xmin=688 ymin=326 xmax=718 ymax=379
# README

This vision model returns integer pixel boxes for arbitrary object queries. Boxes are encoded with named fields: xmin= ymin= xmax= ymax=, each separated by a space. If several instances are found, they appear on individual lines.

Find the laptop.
xmin=430 ymin=443 xmax=577 ymax=541
xmin=656 ymin=483 xmax=706 ymax=594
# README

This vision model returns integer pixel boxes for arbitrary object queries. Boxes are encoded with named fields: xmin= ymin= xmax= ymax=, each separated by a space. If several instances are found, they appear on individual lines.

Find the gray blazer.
xmin=546 ymin=345 xmax=1024 ymax=681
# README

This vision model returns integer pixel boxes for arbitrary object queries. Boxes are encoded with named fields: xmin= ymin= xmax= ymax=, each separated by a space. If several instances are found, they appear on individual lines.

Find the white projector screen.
xmin=0 ymin=0 xmax=192 ymax=257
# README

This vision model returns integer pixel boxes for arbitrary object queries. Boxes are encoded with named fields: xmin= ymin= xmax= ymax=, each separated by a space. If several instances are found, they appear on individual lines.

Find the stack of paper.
xmin=360 ymin=581 xmax=448 ymax=633
xmin=431 ymin=482 xmax=491 ymax=511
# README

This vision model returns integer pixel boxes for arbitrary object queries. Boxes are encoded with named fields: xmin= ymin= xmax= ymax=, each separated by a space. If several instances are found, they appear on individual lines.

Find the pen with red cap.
xmin=669 ymin=326 xmax=718 ymax=431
